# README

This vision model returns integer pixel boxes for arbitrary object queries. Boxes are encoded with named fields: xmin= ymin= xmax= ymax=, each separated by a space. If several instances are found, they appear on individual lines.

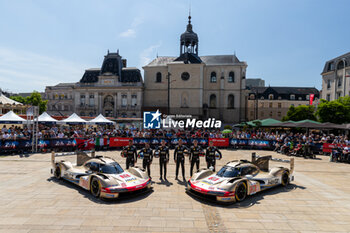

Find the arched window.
xmin=337 ymin=60 xmax=345 ymax=70
xmin=104 ymin=95 xmax=114 ymax=108
xmin=268 ymin=94 xmax=274 ymax=100
xmin=210 ymin=72 xmax=217 ymax=83
xmin=228 ymin=94 xmax=234 ymax=109
xmin=228 ymin=72 xmax=235 ymax=83
xmin=290 ymin=94 xmax=295 ymax=100
xmin=156 ymin=72 xmax=162 ymax=83
xmin=209 ymin=94 xmax=217 ymax=108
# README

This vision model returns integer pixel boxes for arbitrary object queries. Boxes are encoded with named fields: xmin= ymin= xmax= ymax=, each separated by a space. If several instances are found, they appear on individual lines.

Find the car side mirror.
xmin=245 ymin=175 xmax=253 ymax=179
xmin=209 ymin=166 xmax=214 ymax=171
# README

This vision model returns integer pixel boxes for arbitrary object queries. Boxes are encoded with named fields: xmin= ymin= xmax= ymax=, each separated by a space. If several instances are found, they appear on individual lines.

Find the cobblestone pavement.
xmin=0 ymin=150 xmax=350 ymax=233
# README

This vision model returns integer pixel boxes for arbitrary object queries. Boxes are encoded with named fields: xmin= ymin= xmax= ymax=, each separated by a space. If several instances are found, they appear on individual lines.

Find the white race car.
xmin=51 ymin=151 xmax=152 ymax=199
xmin=187 ymin=154 xmax=294 ymax=203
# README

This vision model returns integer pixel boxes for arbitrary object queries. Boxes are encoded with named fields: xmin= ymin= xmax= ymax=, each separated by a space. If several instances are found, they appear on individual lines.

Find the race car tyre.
xmin=235 ymin=182 xmax=247 ymax=202
xmin=281 ymin=171 xmax=290 ymax=186
xmin=90 ymin=177 xmax=101 ymax=198
xmin=54 ymin=164 xmax=62 ymax=180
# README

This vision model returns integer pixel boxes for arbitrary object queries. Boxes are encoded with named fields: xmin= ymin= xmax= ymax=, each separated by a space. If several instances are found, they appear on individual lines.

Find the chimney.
xmin=122 ymin=59 xmax=127 ymax=68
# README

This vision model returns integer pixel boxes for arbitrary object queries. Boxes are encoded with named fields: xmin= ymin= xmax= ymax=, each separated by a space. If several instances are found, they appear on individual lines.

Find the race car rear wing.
xmin=251 ymin=152 xmax=294 ymax=174
xmin=51 ymin=150 xmax=95 ymax=167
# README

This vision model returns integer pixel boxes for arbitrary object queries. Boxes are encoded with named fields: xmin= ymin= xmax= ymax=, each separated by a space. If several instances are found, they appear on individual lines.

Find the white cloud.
xmin=139 ymin=42 xmax=162 ymax=68
xmin=119 ymin=28 xmax=136 ymax=38
xmin=119 ymin=17 xmax=144 ymax=38
xmin=0 ymin=47 xmax=88 ymax=93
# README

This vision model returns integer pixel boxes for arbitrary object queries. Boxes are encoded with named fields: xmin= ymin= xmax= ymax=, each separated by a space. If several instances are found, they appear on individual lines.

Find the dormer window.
xmin=290 ymin=94 xmax=295 ymax=100
xmin=268 ymin=94 xmax=274 ymax=100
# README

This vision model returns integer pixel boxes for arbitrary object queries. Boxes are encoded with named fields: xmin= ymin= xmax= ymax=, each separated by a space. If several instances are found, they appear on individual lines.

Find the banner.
xmin=50 ymin=138 xmax=76 ymax=148
xmin=109 ymin=137 xmax=133 ymax=147
xmin=95 ymin=137 xmax=108 ymax=147
xmin=76 ymin=138 xmax=95 ymax=150
xmin=309 ymin=94 xmax=315 ymax=105
xmin=322 ymin=143 xmax=346 ymax=153
xmin=209 ymin=138 xmax=229 ymax=147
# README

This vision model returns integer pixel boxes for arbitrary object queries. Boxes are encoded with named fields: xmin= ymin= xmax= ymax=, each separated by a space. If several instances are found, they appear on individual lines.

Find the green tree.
xmin=316 ymin=97 xmax=350 ymax=124
xmin=10 ymin=91 xmax=47 ymax=114
xmin=9 ymin=95 xmax=26 ymax=104
xmin=282 ymin=105 xmax=317 ymax=121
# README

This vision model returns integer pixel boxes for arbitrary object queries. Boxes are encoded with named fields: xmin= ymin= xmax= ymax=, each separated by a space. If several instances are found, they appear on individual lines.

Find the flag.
xmin=309 ymin=94 xmax=315 ymax=105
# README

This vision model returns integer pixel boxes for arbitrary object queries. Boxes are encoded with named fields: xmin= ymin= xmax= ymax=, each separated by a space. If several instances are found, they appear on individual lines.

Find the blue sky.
xmin=0 ymin=0 xmax=349 ymax=93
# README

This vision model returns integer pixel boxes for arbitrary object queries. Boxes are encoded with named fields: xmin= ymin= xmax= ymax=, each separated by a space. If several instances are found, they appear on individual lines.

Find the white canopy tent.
xmin=89 ymin=114 xmax=115 ymax=125
xmin=60 ymin=113 xmax=87 ymax=124
xmin=38 ymin=112 xmax=58 ymax=123
xmin=0 ymin=110 xmax=26 ymax=124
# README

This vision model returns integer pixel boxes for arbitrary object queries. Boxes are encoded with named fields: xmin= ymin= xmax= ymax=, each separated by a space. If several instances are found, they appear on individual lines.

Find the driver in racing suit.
xmin=156 ymin=140 xmax=169 ymax=180
xmin=123 ymin=140 xmax=137 ymax=169
xmin=206 ymin=140 xmax=222 ymax=172
xmin=174 ymin=139 xmax=188 ymax=181
xmin=189 ymin=139 xmax=202 ymax=176
xmin=140 ymin=142 xmax=153 ymax=178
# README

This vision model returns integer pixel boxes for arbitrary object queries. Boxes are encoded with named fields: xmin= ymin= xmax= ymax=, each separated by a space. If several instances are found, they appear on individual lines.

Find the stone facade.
xmin=246 ymin=86 xmax=319 ymax=121
xmin=45 ymin=51 xmax=143 ymax=118
xmin=321 ymin=52 xmax=350 ymax=101
xmin=143 ymin=16 xmax=247 ymax=123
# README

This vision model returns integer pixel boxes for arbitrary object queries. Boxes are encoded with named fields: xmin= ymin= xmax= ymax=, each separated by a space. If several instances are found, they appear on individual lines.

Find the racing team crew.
xmin=122 ymin=139 xmax=222 ymax=180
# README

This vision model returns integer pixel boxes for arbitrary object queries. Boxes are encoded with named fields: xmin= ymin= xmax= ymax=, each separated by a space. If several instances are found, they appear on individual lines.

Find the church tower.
xmin=175 ymin=14 xmax=202 ymax=64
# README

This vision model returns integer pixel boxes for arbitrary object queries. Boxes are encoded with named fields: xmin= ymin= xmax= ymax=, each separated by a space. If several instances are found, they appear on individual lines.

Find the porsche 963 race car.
xmin=51 ymin=151 xmax=151 ymax=199
xmin=187 ymin=153 xmax=294 ymax=203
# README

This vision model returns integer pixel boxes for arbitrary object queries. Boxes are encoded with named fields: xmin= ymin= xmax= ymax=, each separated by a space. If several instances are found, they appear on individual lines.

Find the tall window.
xmin=89 ymin=94 xmax=94 ymax=107
xmin=131 ymin=94 xmax=137 ymax=106
xmin=122 ymin=94 xmax=127 ymax=107
xmin=210 ymin=72 xmax=217 ymax=83
xmin=80 ymin=95 xmax=85 ymax=105
xmin=227 ymin=94 xmax=234 ymax=109
xmin=228 ymin=71 xmax=235 ymax=83
xmin=156 ymin=72 xmax=162 ymax=83
xmin=338 ymin=78 xmax=342 ymax=87
xmin=209 ymin=94 xmax=217 ymax=108
xmin=327 ymin=80 xmax=331 ymax=89
xmin=278 ymin=103 xmax=281 ymax=108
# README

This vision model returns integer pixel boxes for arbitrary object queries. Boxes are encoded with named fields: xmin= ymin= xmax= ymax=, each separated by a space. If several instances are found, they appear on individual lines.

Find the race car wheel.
xmin=54 ymin=165 xmax=61 ymax=180
xmin=90 ymin=177 xmax=101 ymax=198
xmin=235 ymin=182 xmax=247 ymax=202
xmin=281 ymin=171 xmax=290 ymax=186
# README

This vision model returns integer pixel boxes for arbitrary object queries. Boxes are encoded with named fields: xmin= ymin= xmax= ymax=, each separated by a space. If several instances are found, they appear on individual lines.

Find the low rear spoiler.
xmin=51 ymin=150 xmax=95 ymax=167
xmin=251 ymin=152 xmax=294 ymax=174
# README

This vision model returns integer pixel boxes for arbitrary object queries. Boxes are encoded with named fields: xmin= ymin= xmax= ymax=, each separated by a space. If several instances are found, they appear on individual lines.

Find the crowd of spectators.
xmin=1 ymin=124 xmax=350 ymax=161
xmin=1 ymin=124 xmax=348 ymax=142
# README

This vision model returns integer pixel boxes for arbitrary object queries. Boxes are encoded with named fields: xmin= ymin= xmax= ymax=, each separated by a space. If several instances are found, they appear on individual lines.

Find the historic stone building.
xmin=143 ymin=15 xmax=247 ymax=123
xmin=321 ymin=52 xmax=350 ymax=101
xmin=246 ymin=86 xmax=319 ymax=121
xmin=45 ymin=51 xmax=143 ymax=118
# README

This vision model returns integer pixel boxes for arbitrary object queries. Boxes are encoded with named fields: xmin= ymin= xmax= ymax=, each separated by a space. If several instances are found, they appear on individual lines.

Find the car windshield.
xmin=99 ymin=162 xmax=124 ymax=174
xmin=216 ymin=166 xmax=240 ymax=178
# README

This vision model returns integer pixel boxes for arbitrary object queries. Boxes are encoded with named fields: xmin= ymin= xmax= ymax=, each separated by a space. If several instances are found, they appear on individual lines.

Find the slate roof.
xmin=322 ymin=51 xmax=350 ymax=74
xmin=249 ymin=86 xmax=319 ymax=101
xmin=145 ymin=55 xmax=244 ymax=67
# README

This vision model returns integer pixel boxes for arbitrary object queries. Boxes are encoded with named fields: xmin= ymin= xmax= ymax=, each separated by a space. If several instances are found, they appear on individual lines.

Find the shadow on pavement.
xmin=155 ymin=179 xmax=173 ymax=187
xmin=186 ymin=183 xmax=306 ymax=209
xmin=47 ymin=177 xmax=154 ymax=204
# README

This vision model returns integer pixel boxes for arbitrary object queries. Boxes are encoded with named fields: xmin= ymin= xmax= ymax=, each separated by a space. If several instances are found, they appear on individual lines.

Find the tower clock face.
xmin=181 ymin=72 xmax=190 ymax=81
